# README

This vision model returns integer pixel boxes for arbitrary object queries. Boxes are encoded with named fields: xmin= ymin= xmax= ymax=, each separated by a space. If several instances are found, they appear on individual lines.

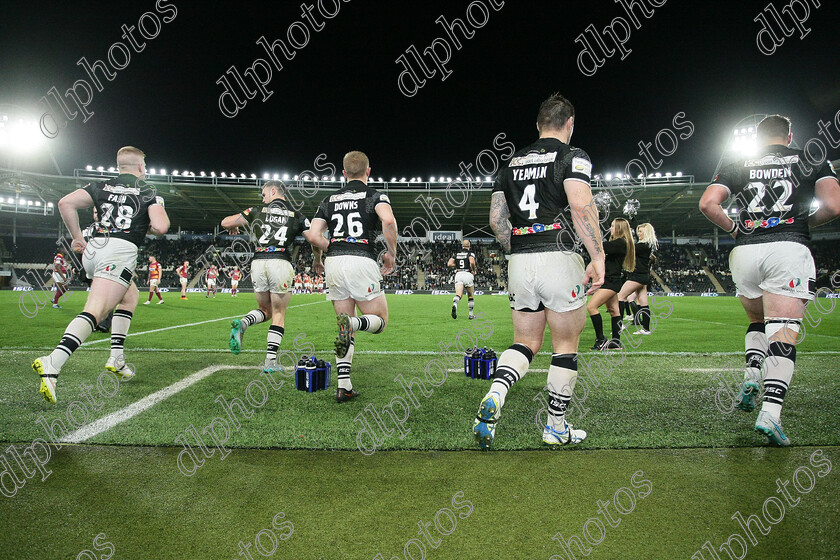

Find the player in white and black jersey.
xmin=472 ymin=93 xmax=605 ymax=449
xmin=223 ymin=181 xmax=311 ymax=374
xmin=448 ymin=240 xmax=477 ymax=319
xmin=700 ymin=114 xmax=840 ymax=446
xmin=306 ymin=151 xmax=397 ymax=403
xmin=32 ymin=147 xmax=170 ymax=402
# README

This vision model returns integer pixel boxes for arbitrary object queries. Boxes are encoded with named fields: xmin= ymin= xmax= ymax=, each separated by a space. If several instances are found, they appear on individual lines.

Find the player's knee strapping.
xmin=468 ymin=297 xmax=474 ymax=312
xmin=336 ymin=337 xmax=355 ymax=388
xmin=547 ymin=353 xmax=577 ymax=426
xmin=490 ymin=343 xmax=533 ymax=403
xmin=744 ymin=322 xmax=767 ymax=383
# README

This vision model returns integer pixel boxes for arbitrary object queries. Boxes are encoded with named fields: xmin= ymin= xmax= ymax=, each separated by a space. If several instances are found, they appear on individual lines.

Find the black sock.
xmin=611 ymin=315 xmax=622 ymax=340
xmin=630 ymin=302 xmax=641 ymax=324
xmin=590 ymin=314 xmax=604 ymax=340
xmin=640 ymin=306 xmax=651 ymax=330
xmin=619 ymin=301 xmax=627 ymax=318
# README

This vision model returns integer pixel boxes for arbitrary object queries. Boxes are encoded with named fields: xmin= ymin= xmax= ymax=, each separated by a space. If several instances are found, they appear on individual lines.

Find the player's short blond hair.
xmin=343 ymin=151 xmax=369 ymax=179
xmin=116 ymin=146 xmax=146 ymax=170
xmin=462 ymin=240 xmax=470 ymax=249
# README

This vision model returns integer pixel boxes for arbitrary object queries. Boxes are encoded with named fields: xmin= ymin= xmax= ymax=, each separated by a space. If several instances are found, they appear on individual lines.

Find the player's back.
xmin=495 ymin=137 xmax=592 ymax=254
xmin=453 ymin=251 xmax=474 ymax=271
xmin=715 ymin=145 xmax=835 ymax=247
xmin=85 ymin=174 xmax=161 ymax=248
xmin=315 ymin=181 xmax=390 ymax=259
xmin=243 ymin=199 xmax=309 ymax=261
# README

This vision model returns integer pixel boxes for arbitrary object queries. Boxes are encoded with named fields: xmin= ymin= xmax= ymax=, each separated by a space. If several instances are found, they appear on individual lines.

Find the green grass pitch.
xmin=0 ymin=290 xmax=838 ymax=559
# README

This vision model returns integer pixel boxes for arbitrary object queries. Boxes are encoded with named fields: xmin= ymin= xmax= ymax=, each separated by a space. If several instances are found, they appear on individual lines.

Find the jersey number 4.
xmin=258 ymin=225 xmax=288 ymax=245
xmin=519 ymin=184 xmax=540 ymax=220
xmin=745 ymin=179 xmax=793 ymax=213
xmin=332 ymin=212 xmax=363 ymax=237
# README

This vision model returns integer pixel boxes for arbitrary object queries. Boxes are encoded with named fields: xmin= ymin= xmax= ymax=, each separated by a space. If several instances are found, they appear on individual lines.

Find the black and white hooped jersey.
xmin=313 ymin=180 xmax=391 ymax=259
xmin=453 ymin=251 xmax=475 ymax=272
xmin=242 ymin=199 xmax=310 ymax=261
xmin=83 ymin=174 xmax=163 ymax=249
xmin=712 ymin=145 xmax=837 ymax=247
xmin=493 ymin=137 xmax=592 ymax=254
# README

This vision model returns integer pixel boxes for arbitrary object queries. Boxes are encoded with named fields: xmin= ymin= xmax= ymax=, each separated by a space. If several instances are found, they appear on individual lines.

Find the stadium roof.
xmin=1 ymin=166 xmax=838 ymax=239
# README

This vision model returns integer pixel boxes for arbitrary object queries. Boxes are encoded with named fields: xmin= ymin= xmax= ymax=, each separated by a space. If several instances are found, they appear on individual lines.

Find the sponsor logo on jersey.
xmin=329 ymin=191 xmax=367 ymax=202
xmin=744 ymin=217 xmax=794 ymax=229
xmin=368 ymin=283 xmax=375 ymax=293
xmin=509 ymin=152 xmax=557 ymax=167
xmin=571 ymin=284 xmax=582 ymax=298
xmin=379 ymin=194 xmax=390 ymax=203
xmin=789 ymin=278 xmax=801 ymax=288
xmin=104 ymin=264 xmax=116 ymax=272
xmin=103 ymin=185 xmax=141 ymax=195
xmin=512 ymin=222 xmax=563 ymax=236
xmin=571 ymin=157 xmax=592 ymax=178
xmin=744 ymin=155 xmax=800 ymax=167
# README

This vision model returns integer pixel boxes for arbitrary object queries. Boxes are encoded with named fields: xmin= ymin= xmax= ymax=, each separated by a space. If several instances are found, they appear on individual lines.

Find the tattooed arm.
xmin=565 ymin=179 xmax=605 ymax=293
xmin=489 ymin=191 xmax=512 ymax=253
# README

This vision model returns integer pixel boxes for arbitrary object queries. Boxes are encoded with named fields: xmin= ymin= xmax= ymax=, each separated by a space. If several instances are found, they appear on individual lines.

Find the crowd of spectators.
xmin=8 ymin=234 xmax=840 ymax=294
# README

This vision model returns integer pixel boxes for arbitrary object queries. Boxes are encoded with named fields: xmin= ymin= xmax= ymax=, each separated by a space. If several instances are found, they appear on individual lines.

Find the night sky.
xmin=1 ymin=1 xmax=838 ymax=180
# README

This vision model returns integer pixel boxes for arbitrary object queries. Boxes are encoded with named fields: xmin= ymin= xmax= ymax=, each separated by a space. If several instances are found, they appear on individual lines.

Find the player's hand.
xmin=227 ymin=227 xmax=241 ymax=235
xmin=70 ymin=238 xmax=86 ymax=253
xmin=381 ymin=252 xmax=395 ymax=276
xmin=313 ymin=261 xmax=325 ymax=275
xmin=584 ymin=260 xmax=605 ymax=295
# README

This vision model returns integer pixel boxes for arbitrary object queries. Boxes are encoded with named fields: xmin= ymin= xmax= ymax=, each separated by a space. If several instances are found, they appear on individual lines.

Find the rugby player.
xmin=33 ymin=146 xmax=169 ymax=402
xmin=223 ymin=181 xmax=310 ymax=372
xmin=50 ymin=251 xmax=71 ymax=309
xmin=305 ymin=151 xmax=397 ymax=403
xmin=473 ymin=93 xmax=605 ymax=448
xmin=143 ymin=255 xmax=164 ymax=304
xmin=699 ymin=114 xmax=840 ymax=446
xmin=229 ymin=266 xmax=242 ymax=297
xmin=177 ymin=260 xmax=189 ymax=300
xmin=448 ymin=240 xmax=478 ymax=320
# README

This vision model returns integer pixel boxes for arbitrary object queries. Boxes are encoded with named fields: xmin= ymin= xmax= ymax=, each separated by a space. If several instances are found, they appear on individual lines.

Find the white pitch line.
xmin=679 ymin=368 xmax=740 ymax=373
xmin=81 ymin=300 xmax=328 ymax=346
xmin=5 ymin=347 xmax=840 ymax=356
xmin=669 ymin=316 xmax=840 ymax=339
xmin=60 ymin=365 xmax=254 ymax=444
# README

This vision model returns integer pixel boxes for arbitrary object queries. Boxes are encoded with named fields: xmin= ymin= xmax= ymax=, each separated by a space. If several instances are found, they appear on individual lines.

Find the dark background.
xmin=1 ymin=1 xmax=838 ymax=180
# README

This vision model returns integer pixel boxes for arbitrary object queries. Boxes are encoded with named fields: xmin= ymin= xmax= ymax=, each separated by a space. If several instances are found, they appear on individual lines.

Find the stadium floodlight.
xmin=240 ymin=173 xmax=246 ymax=179
xmin=655 ymin=172 xmax=662 ymax=178
xmin=272 ymin=173 xmax=279 ymax=180
xmin=35 ymin=200 xmax=41 ymax=206
xmin=340 ymin=176 xmax=345 ymax=182
xmin=447 ymin=177 xmax=452 ymax=182
xmin=27 ymin=200 xmax=32 ymax=205
xmin=616 ymin=173 xmax=623 ymax=179
xmin=485 ymin=177 xmax=492 ymax=182
xmin=390 ymin=177 xmax=396 ymax=182
xmin=330 ymin=176 xmax=335 ymax=182
xmin=210 ymin=171 xmax=216 ymax=177
xmin=676 ymin=171 xmax=683 ymax=177
xmin=85 ymin=165 xmax=93 ymax=171
xmin=378 ymin=177 xmax=383 ymax=183
xmin=430 ymin=176 xmax=436 ymax=182
xmin=293 ymin=175 xmax=298 ymax=180
xmin=173 ymin=170 xmax=179 ymax=176
xmin=282 ymin=173 xmax=289 ymax=181
xmin=160 ymin=168 xmax=166 ymax=175
xmin=47 ymin=202 xmax=53 ymax=207
xmin=262 ymin=173 xmax=270 ymax=180
xmin=250 ymin=173 xmax=256 ymax=179
xmin=96 ymin=166 xmax=104 ymax=172
xmin=665 ymin=172 xmax=672 ymax=177
xmin=605 ymin=173 xmax=613 ymax=180
xmin=221 ymin=172 xmax=227 ymax=178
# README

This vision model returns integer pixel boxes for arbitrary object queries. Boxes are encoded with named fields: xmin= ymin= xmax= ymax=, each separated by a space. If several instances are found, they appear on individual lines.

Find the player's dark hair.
xmin=757 ymin=115 xmax=791 ymax=142
xmin=537 ymin=93 xmax=575 ymax=132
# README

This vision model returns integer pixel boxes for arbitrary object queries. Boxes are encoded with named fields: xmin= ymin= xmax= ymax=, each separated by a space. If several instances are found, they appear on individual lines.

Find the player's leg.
xmin=586 ymin=288 xmax=613 ymax=348
xmin=474 ymin=309 xmax=543 ymax=449
xmin=754 ymin=292 xmax=805 ymax=446
xmin=264 ymin=292 xmax=290 ymax=371
xmin=543 ymin=305 xmax=588 ymax=445
xmin=452 ymin=282 xmax=464 ymax=319
xmin=231 ymin=290 xmax=271 ymax=354
xmin=332 ymin=297 xmax=359 ymax=400
xmin=145 ymin=284 xmax=153 ymax=304
xmin=156 ymin=282 xmax=163 ymax=302
xmin=34 ymin=277 xmax=128 ymax=402
xmin=733 ymin=295 xmax=766 ymax=412
xmin=466 ymin=285 xmax=476 ymax=320
xmin=107 ymin=281 xmax=139 ymax=379
xmin=180 ymin=278 xmax=187 ymax=299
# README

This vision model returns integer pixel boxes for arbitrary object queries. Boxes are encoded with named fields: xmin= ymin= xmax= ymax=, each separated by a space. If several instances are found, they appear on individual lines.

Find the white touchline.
xmin=80 ymin=300 xmax=328 ymax=346
xmin=5 ymin=348 xmax=840 ymax=356
xmin=668 ymin=316 xmax=839 ymax=339
xmin=60 ymin=365 xmax=254 ymax=444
